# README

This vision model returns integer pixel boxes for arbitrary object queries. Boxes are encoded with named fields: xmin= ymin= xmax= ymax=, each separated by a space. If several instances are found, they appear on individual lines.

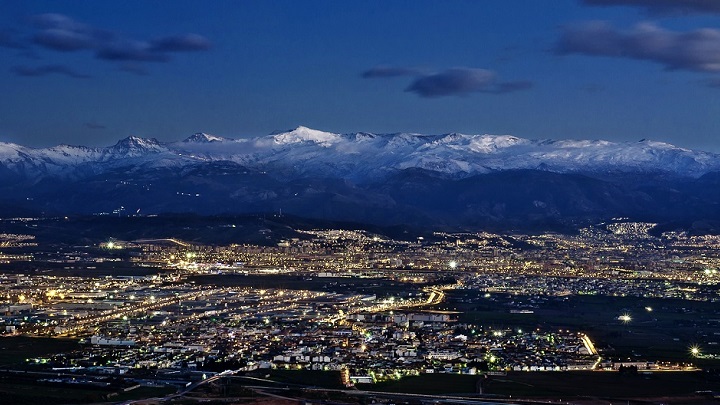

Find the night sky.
xmin=1 ymin=0 xmax=719 ymax=150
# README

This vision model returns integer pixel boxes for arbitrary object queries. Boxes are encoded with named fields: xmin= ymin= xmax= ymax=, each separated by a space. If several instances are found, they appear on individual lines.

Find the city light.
xmin=104 ymin=240 xmax=122 ymax=249
xmin=690 ymin=345 xmax=701 ymax=357
xmin=618 ymin=314 xmax=632 ymax=323
xmin=448 ymin=260 xmax=458 ymax=269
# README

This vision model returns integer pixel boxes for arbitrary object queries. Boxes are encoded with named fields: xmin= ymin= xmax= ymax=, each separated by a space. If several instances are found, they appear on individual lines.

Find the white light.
xmin=449 ymin=261 xmax=458 ymax=269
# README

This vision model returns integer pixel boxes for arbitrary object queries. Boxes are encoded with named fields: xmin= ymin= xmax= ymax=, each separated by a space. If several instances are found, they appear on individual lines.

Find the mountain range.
xmin=2 ymin=126 xmax=720 ymax=231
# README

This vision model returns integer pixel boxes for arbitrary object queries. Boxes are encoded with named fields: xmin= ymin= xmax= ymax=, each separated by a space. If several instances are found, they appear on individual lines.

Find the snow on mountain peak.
xmin=1 ymin=128 xmax=719 ymax=181
xmin=183 ymin=133 xmax=227 ymax=143
xmin=110 ymin=136 xmax=165 ymax=156
xmin=271 ymin=126 xmax=342 ymax=147
xmin=114 ymin=136 xmax=160 ymax=148
xmin=467 ymin=134 xmax=526 ymax=153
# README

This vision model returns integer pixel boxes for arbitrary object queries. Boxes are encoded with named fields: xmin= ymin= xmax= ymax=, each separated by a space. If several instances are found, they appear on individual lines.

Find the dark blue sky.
xmin=1 ymin=0 xmax=720 ymax=150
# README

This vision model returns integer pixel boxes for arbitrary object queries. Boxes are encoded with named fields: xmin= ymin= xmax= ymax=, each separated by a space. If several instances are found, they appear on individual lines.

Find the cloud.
xmin=32 ymin=13 xmax=90 ymax=31
xmin=11 ymin=64 xmax=91 ymax=79
xmin=30 ymin=13 xmax=111 ymax=52
xmin=404 ymin=68 xmax=532 ymax=97
xmin=361 ymin=66 xmax=422 ymax=78
xmin=84 ymin=122 xmax=107 ymax=130
xmin=149 ymin=34 xmax=212 ymax=52
xmin=405 ymin=68 xmax=494 ymax=97
xmin=5 ymin=13 xmax=211 ymax=69
xmin=556 ymin=21 xmax=720 ymax=73
xmin=33 ymin=28 xmax=97 ymax=51
xmin=582 ymin=0 xmax=720 ymax=14
xmin=96 ymin=40 xmax=170 ymax=62
xmin=363 ymin=66 xmax=533 ymax=97
xmin=95 ymin=34 xmax=211 ymax=63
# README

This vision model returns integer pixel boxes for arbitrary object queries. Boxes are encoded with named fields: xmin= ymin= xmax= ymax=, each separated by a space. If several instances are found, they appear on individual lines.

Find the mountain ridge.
xmin=2 ymin=126 xmax=720 ymax=230
xmin=1 ymin=126 xmax=718 ymax=181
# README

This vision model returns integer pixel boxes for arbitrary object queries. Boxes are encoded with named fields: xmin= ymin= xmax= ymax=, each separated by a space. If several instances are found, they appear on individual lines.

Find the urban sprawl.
xmin=0 ymin=218 xmax=719 ymax=392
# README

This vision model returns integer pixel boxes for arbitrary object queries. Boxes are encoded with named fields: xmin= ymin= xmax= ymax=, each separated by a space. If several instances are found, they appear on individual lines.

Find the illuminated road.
xmin=54 ymin=289 xmax=223 ymax=337
xmin=579 ymin=333 xmax=598 ymax=355
xmin=324 ymin=281 xmax=458 ymax=324
xmin=133 ymin=238 xmax=191 ymax=247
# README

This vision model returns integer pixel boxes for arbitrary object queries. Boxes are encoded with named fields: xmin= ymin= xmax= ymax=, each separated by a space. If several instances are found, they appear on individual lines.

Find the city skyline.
xmin=2 ymin=0 xmax=720 ymax=150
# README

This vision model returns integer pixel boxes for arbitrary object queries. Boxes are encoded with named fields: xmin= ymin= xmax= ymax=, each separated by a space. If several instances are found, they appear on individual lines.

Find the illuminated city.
xmin=0 ymin=216 xmax=718 ymax=403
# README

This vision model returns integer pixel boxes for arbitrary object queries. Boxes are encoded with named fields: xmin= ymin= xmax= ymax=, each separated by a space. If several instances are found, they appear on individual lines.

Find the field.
xmin=359 ymin=373 xmax=480 ymax=395
xmin=483 ymin=371 xmax=720 ymax=399
xmin=444 ymin=291 xmax=720 ymax=367
xmin=0 ymin=381 xmax=109 ymax=404
xmin=190 ymin=274 xmax=421 ymax=297
xmin=248 ymin=369 xmax=345 ymax=389
xmin=110 ymin=386 xmax=178 ymax=401
xmin=0 ymin=260 xmax=167 ymax=277
xmin=0 ymin=336 xmax=78 ymax=367
xmin=359 ymin=371 xmax=720 ymax=401
xmin=0 ymin=381 xmax=176 ymax=404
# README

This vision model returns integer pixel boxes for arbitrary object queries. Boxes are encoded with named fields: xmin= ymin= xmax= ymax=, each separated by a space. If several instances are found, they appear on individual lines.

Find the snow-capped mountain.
xmin=109 ymin=136 xmax=166 ymax=158
xmin=1 ymin=126 xmax=717 ymax=181
xmin=183 ymin=133 xmax=228 ymax=143
xmin=2 ymin=126 xmax=720 ymax=229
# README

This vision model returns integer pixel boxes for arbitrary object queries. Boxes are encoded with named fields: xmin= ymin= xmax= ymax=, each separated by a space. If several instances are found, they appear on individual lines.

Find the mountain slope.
xmin=2 ymin=127 xmax=720 ymax=229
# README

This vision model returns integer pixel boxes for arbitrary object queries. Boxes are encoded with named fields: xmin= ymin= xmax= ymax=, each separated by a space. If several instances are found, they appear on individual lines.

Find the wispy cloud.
xmin=1 ymin=13 xmax=212 ymax=74
xmin=361 ymin=66 xmax=422 ymax=78
xmin=31 ymin=13 xmax=111 ymax=51
xmin=96 ymin=40 xmax=170 ymax=62
xmin=406 ymin=68 xmax=496 ymax=97
xmin=582 ymin=0 xmax=720 ymax=14
xmin=363 ymin=66 xmax=532 ymax=98
xmin=149 ymin=34 xmax=212 ymax=52
xmin=30 ymin=13 xmax=212 ymax=62
xmin=11 ymin=64 xmax=91 ymax=79
xmin=556 ymin=21 xmax=720 ymax=73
